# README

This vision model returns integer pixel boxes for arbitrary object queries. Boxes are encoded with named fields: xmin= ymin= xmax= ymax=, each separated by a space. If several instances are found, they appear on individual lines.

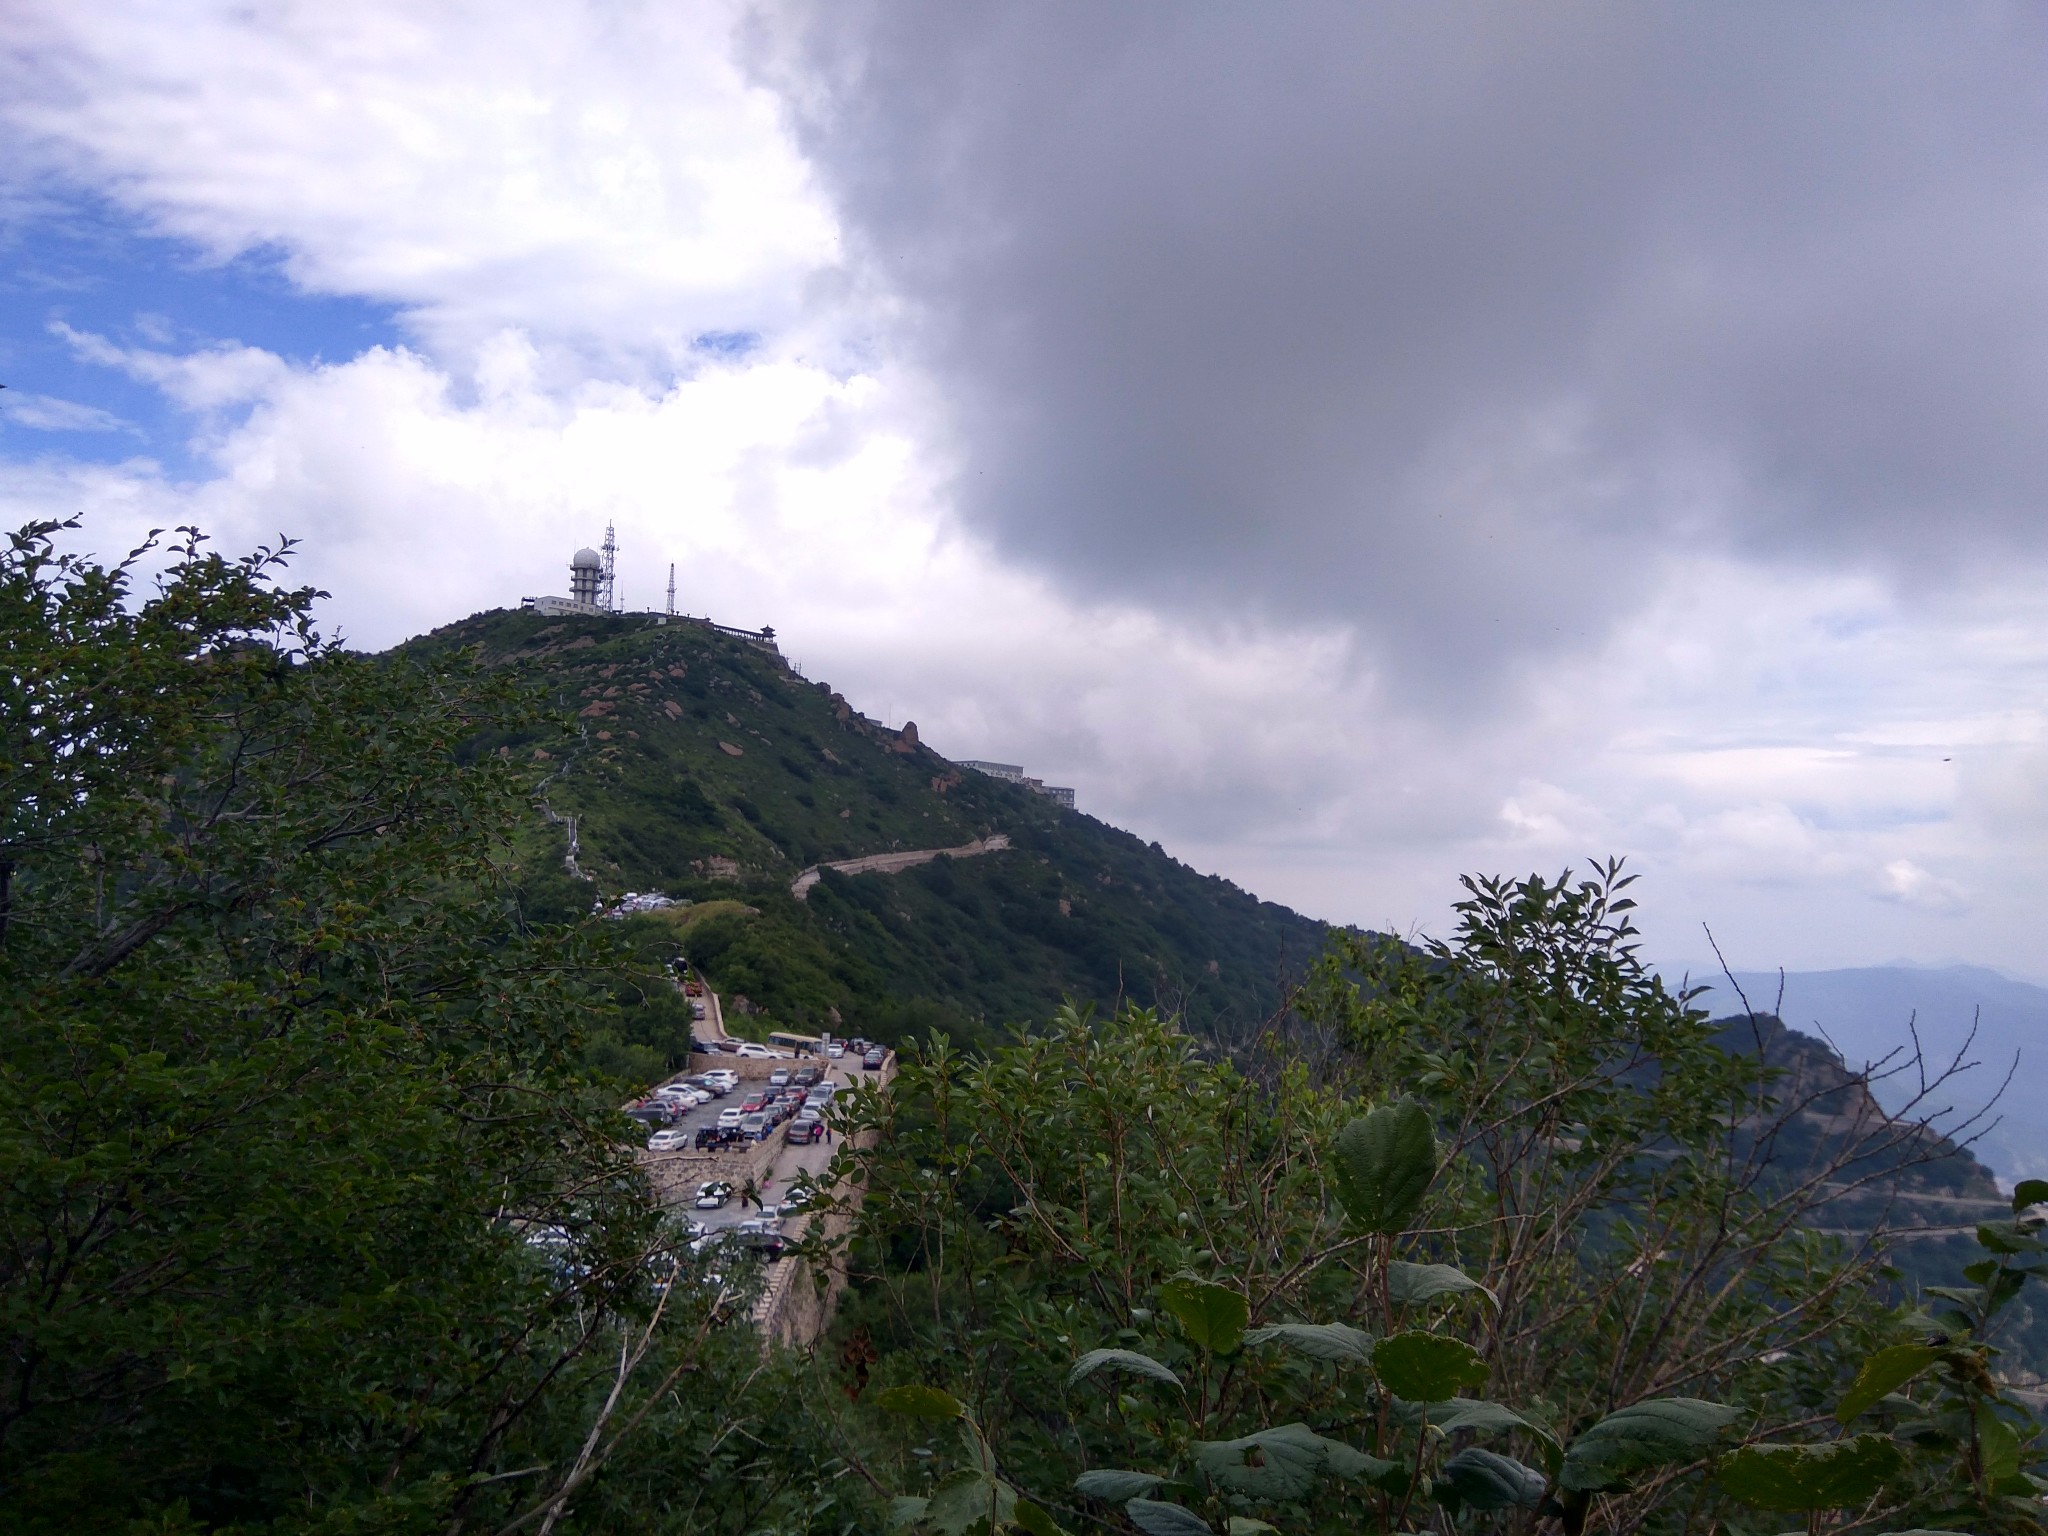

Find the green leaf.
xmin=924 ymin=1472 xmax=1015 ymax=1536
xmin=1074 ymin=1470 xmax=1164 ymax=1501
xmin=1440 ymin=1447 xmax=1549 ymax=1511
xmin=1388 ymin=1260 xmax=1495 ymax=1307
xmin=1193 ymin=1423 xmax=1328 ymax=1501
xmin=1226 ymin=1521 xmax=1279 ymax=1536
xmin=1558 ymin=1398 xmax=1742 ymax=1492
xmin=873 ymin=1384 xmax=967 ymax=1419
xmin=1372 ymin=1330 xmax=1488 ymax=1401
xmin=1319 ymin=1438 xmax=1400 ymax=1485
xmin=1124 ymin=1498 xmax=1213 ymax=1536
xmin=1717 ymin=1437 xmax=1903 ymax=1511
xmin=1012 ymin=1499 xmax=1065 ymax=1536
xmin=1978 ymin=1405 xmax=2022 ymax=1483
xmin=1160 ymin=1277 xmax=1250 ymax=1355
xmin=1243 ymin=1321 xmax=1376 ymax=1363
xmin=1976 ymin=1221 xmax=2043 ymax=1255
xmin=2012 ymin=1178 xmax=2048 ymax=1214
xmin=888 ymin=1496 xmax=931 ymax=1529
xmin=1401 ymin=1399 xmax=1561 ymax=1473
xmin=1329 ymin=1101 xmax=1438 ymax=1233
xmin=1835 ymin=1344 xmax=1941 ymax=1424
xmin=1067 ymin=1347 xmax=1183 ymax=1390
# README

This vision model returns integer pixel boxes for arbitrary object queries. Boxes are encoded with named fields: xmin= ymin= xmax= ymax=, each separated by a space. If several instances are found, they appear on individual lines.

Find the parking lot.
xmin=637 ymin=1055 xmax=873 ymax=1234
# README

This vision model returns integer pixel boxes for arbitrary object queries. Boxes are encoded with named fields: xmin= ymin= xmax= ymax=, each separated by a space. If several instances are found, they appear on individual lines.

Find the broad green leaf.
xmin=888 ymin=1496 xmax=930 ymax=1530
xmin=1717 ymin=1437 xmax=1903 ymax=1511
xmin=1193 ymin=1423 xmax=1327 ymax=1500
xmin=873 ymin=1384 xmax=966 ymax=1419
xmin=2012 ymin=1178 xmax=2048 ymax=1213
xmin=1226 ymin=1521 xmax=1279 ymax=1536
xmin=1405 ymin=1399 xmax=1561 ymax=1473
xmin=1318 ymin=1437 xmax=1400 ymax=1485
xmin=1978 ymin=1405 xmax=2022 ymax=1483
xmin=1125 ymin=1498 xmax=1213 ymax=1536
xmin=924 ymin=1471 xmax=1015 ymax=1536
xmin=1160 ymin=1277 xmax=1250 ymax=1355
xmin=1243 ymin=1321 xmax=1376 ymax=1363
xmin=1835 ymin=1344 xmax=1941 ymax=1424
xmin=1330 ymin=1101 xmax=1437 ymax=1233
xmin=1013 ymin=1499 xmax=1064 ymax=1536
xmin=1068 ymin=1347 xmax=1183 ymax=1390
xmin=1074 ymin=1469 xmax=1164 ymax=1501
xmin=1558 ymin=1398 xmax=1742 ymax=1492
xmin=1976 ymin=1221 xmax=2043 ymax=1255
xmin=1388 ymin=1260 xmax=1495 ymax=1307
xmin=1372 ymin=1330 xmax=1488 ymax=1401
xmin=1440 ymin=1447 xmax=1549 ymax=1511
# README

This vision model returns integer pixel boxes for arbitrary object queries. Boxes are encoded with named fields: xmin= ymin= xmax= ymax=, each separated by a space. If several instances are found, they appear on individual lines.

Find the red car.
xmin=740 ymin=1093 xmax=767 ymax=1115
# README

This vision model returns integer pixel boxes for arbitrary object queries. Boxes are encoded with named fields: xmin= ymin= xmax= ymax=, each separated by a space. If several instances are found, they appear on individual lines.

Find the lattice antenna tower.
xmin=666 ymin=562 xmax=676 ymax=616
xmin=599 ymin=523 xmax=618 ymax=612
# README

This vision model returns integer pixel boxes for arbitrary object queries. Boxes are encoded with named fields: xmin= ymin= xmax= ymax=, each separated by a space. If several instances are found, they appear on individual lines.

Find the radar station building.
xmin=959 ymin=760 xmax=1077 ymax=810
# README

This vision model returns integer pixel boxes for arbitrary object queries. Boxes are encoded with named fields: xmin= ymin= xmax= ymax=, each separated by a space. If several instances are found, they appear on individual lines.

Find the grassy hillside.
xmin=405 ymin=606 xmax=1327 ymax=1062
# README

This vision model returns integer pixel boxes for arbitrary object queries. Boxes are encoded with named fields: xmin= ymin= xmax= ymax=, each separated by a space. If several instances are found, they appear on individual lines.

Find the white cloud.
xmin=2 ymin=0 xmax=836 ymax=364
xmin=0 ymin=390 xmax=130 ymax=433
xmin=1 ymin=1 xmax=2045 ymax=984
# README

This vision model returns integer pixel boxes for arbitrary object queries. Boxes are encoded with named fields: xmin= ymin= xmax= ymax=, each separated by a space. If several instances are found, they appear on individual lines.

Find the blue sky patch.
xmin=0 ymin=197 xmax=402 ymax=474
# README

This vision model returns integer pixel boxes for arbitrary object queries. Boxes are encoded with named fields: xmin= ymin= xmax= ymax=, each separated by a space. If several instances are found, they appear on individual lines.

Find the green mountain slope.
xmin=406 ymin=607 xmax=1327 ymax=1054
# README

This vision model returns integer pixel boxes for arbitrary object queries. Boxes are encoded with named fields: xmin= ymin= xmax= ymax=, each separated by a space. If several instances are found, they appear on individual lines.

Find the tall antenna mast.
xmin=599 ymin=523 xmax=618 ymax=612
xmin=666 ymin=562 xmax=676 ymax=616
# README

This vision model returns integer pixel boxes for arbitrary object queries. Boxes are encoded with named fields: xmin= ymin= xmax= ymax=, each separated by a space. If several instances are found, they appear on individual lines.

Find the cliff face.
xmin=1712 ymin=1012 xmax=2045 ymax=1368
xmin=1714 ymin=1011 xmax=2006 ymax=1209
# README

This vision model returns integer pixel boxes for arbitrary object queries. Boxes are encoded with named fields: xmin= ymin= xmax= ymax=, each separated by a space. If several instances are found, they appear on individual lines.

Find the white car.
xmin=646 ymin=1128 xmax=688 ymax=1152
xmin=825 ymin=1042 xmax=845 ymax=1059
xmin=731 ymin=1042 xmax=784 ymax=1059
xmin=702 ymin=1069 xmax=738 ymax=1091
xmin=717 ymin=1107 xmax=744 ymax=1129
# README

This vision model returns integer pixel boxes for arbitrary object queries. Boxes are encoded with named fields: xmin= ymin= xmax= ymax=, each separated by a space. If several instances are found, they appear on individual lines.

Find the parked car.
xmin=731 ymin=1042 xmax=784 ymax=1060
xmin=792 ymin=1066 xmax=821 ymax=1088
xmin=702 ymin=1068 xmax=738 ymax=1091
xmin=863 ymin=1048 xmax=886 ymax=1070
xmin=785 ymin=1119 xmax=821 ymax=1145
xmin=646 ymin=1128 xmax=688 ymax=1152
xmin=716 ymin=1107 xmax=744 ymax=1130
xmin=780 ymin=1183 xmax=815 ymax=1212
xmin=740 ymin=1113 xmax=770 ymax=1141
xmin=625 ymin=1104 xmax=675 ymax=1127
xmin=695 ymin=1126 xmax=738 ymax=1150
xmin=826 ymin=1041 xmax=845 ymax=1059
xmin=767 ymin=1067 xmax=791 ymax=1088
xmin=730 ymin=1228 xmax=788 ymax=1260
xmin=693 ymin=1181 xmax=734 ymax=1210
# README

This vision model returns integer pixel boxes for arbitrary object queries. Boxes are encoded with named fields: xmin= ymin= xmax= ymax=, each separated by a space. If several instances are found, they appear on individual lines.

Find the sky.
xmin=3 ymin=1 xmax=2046 ymax=981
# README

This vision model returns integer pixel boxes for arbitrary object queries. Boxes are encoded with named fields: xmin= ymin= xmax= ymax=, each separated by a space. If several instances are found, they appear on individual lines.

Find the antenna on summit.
xmin=599 ymin=523 xmax=618 ymax=612
xmin=666 ymin=563 xmax=676 ymax=616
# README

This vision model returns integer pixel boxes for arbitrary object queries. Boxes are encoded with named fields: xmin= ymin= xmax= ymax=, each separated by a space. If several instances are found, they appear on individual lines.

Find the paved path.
xmin=790 ymin=833 xmax=1010 ymax=900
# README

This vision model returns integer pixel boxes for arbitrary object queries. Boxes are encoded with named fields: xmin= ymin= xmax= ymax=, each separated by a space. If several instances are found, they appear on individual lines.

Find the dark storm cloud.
xmin=751 ymin=3 xmax=2048 ymax=694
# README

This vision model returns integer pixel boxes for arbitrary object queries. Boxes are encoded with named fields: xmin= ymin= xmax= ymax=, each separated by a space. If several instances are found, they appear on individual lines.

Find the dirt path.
xmin=790 ymin=833 xmax=1011 ymax=900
